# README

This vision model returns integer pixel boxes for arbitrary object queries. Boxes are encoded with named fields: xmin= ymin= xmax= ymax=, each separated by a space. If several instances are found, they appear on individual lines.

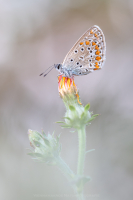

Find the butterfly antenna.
xmin=40 ymin=65 xmax=54 ymax=76
xmin=40 ymin=65 xmax=55 ymax=77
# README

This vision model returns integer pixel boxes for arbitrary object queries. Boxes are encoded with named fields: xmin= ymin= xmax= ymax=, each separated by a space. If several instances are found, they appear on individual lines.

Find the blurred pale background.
xmin=0 ymin=0 xmax=133 ymax=199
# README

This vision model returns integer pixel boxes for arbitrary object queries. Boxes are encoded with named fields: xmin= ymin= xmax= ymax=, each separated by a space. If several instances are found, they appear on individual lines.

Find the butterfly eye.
xmin=75 ymin=50 xmax=78 ymax=53
xmin=57 ymin=64 xmax=61 ymax=69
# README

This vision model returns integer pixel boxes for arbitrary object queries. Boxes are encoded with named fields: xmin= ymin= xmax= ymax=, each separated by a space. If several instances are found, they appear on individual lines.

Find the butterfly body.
xmin=54 ymin=63 xmax=77 ymax=78
xmin=40 ymin=25 xmax=106 ymax=78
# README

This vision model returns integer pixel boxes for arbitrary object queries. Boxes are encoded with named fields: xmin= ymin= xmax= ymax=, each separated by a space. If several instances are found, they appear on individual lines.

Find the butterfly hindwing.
xmin=62 ymin=25 xmax=106 ymax=75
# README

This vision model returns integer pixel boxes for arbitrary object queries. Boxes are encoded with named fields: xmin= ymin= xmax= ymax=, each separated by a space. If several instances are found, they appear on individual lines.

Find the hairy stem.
xmin=76 ymin=126 xmax=86 ymax=200
xmin=56 ymin=156 xmax=75 ymax=182
xmin=77 ymin=126 xmax=86 ymax=175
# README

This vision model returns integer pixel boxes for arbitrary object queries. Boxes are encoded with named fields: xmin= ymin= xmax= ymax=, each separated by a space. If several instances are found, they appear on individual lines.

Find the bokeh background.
xmin=1 ymin=0 xmax=133 ymax=199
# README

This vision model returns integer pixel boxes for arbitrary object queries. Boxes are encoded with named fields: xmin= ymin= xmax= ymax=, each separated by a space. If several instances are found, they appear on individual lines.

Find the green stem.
xmin=76 ymin=126 xmax=86 ymax=200
xmin=55 ymin=126 xmax=86 ymax=200
xmin=56 ymin=156 xmax=81 ymax=194
xmin=77 ymin=126 xmax=86 ymax=175
xmin=56 ymin=156 xmax=75 ymax=182
xmin=77 ymin=192 xmax=85 ymax=200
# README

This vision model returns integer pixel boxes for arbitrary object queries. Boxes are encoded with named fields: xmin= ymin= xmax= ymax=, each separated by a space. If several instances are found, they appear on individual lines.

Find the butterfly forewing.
xmin=62 ymin=25 xmax=106 ymax=75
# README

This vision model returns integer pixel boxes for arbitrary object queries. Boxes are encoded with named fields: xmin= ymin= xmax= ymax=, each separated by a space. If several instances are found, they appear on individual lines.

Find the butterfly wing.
xmin=62 ymin=25 xmax=106 ymax=75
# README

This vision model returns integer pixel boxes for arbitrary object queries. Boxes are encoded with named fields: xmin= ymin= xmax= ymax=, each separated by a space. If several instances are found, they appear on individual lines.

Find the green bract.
xmin=57 ymin=103 xmax=98 ymax=129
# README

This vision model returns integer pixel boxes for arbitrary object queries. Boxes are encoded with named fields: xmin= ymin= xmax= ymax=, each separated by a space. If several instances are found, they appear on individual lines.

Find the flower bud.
xmin=28 ymin=130 xmax=61 ymax=165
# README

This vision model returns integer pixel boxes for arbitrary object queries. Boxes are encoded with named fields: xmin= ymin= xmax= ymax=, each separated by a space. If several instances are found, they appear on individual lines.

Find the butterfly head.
xmin=54 ymin=64 xmax=62 ymax=72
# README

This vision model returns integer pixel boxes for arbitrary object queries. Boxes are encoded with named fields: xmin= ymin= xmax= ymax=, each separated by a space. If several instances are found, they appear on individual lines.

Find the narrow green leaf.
xmin=69 ymin=105 xmax=75 ymax=111
xmin=84 ymin=104 xmax=90 ymax=112
xmin=86 ymin=114 xmax=99 ymax=123
xmin=42 ymin=130 xmax=47 ymax=138
xmin=81 ymin=112 xmax=85 ymax=119
xmin=59 ymin=144 xmax=62 ymax=152
xmin=52 ymin=131 xmax=55 ymax=137
xmin=92 ymin=114 xmax=99 ymax=118
xmin=75 ymin=176 xmax=91 ymax=190
xmin=63 ymin=117 xmax=71 ymax=121
xmin=61 ymin=125 xmax=71 ymax=128
xmin=86 ymin=118 xmax=93 ymax=123
xmin=81 ymin=176 xmax=91 ymax=185
xmin=86 ymin=149 xmax=95 ymax=154
xmin=43 ymin=138 xmax=50 ymax=146
xmin=34 ymin=131 xmax=45 ymax=140
xmin=28 ymin=152 xmax=42 ymax=158
xmin=70 ymin=130 xmax=76 ymax=133
xmin=33 ymin=141 xmax=41 ymax=147
xmin=56 ymin=134 xmax=61 ymax=143
xmin=56 ymin=121 xmax=65 ymax=124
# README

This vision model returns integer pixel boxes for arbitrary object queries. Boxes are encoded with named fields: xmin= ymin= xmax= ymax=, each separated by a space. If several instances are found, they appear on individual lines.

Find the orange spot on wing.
xmin=94 ymin=63 xmax=99 ymax=70
xmin=92 ymin=42 xmax=96 ymax=46
xmin=95 ymin=50 xmax=100 ymax=55
xmin=95 ymin=45 xmax=99 ymax=50
xmin=94 ymin=33 xmax=97 ymax=37
xmin=90 ymin=30 xmax=93 ymax=34
xmin=85 ymin=41 xmax=90 ymax=45
xmin=80 ymin=42 xmax=83 ymax=45
xmin=95 ymin=56 xmax=101 ymax=61
xmin=95 ymin=62 xmax=99 ymax=68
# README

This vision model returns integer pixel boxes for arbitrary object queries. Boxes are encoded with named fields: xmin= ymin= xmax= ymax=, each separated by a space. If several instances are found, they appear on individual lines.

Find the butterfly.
xmin=40 ymin=25 xmax=106 ymax=78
